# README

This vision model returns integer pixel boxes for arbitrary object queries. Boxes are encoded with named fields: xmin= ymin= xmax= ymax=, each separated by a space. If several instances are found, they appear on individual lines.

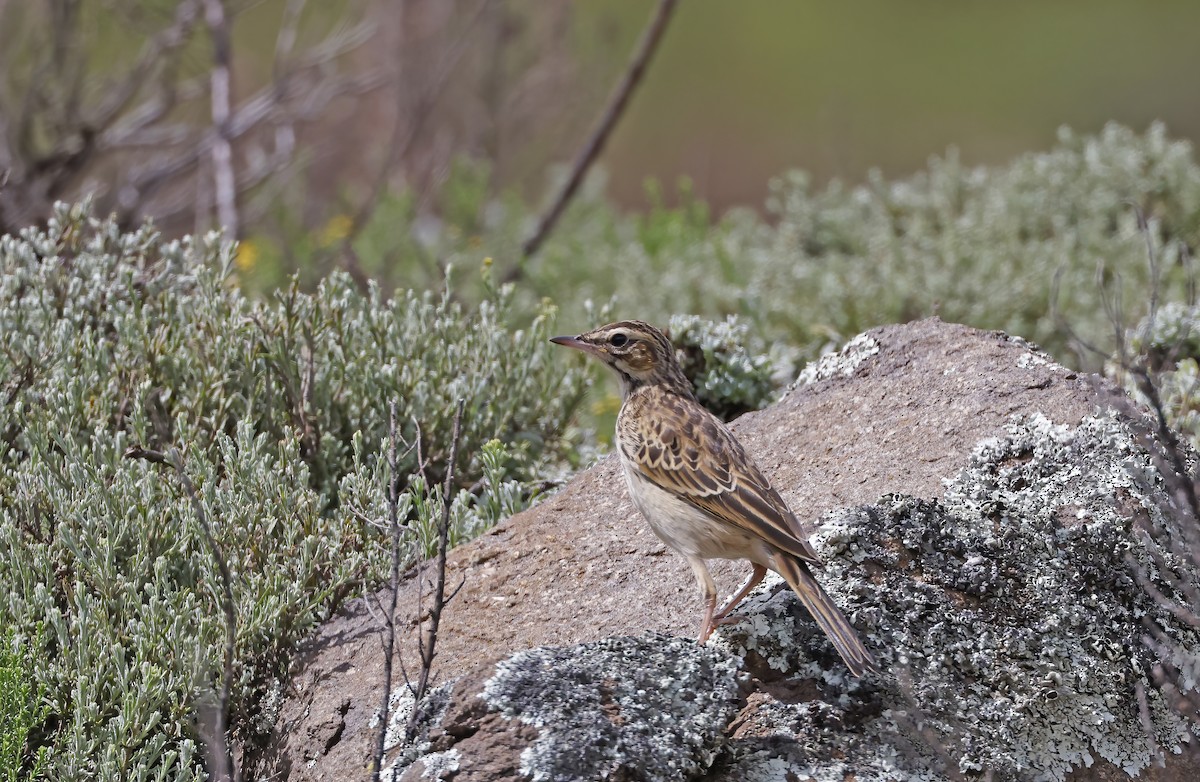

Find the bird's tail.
xmin=774 ymin=554 xmax=878 ymax=677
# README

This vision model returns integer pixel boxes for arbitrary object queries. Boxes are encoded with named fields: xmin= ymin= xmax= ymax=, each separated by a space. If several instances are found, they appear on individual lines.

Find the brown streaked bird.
xmin=551 ymin=320 xmax=877 ymax=677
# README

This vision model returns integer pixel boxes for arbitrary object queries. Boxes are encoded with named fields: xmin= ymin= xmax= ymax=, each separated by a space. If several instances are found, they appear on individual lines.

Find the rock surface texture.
xmin=265 ymin=318 xmax=1200 ymax=781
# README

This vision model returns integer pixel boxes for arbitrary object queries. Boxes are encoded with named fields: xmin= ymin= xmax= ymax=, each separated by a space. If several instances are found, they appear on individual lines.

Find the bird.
xmin=551 ymin=320 xmax=877 ymax=677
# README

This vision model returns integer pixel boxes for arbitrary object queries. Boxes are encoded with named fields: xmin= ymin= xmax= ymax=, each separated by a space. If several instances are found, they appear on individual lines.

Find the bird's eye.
xmin=609 ymin=333 xmax=628 ymax=347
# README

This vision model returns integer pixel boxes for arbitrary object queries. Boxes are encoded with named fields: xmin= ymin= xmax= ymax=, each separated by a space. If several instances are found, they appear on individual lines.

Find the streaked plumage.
xmin=551 ymin=320 xmax=877 ymax=677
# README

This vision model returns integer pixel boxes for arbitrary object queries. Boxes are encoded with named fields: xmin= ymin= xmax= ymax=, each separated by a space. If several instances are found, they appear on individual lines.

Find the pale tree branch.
xmin=0 ymin=0 xmax=378 ymax=235
xmin=124 ymin=26 xmax=380 ymax=201
xmin=202 ymin=0 xmax=239 ymax=239
xmin=140 ymin=70 xmax=383 ymax=227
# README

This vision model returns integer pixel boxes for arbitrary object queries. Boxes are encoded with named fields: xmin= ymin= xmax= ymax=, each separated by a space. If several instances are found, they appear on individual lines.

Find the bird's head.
xmin=550 ymin=320 xmax=693 ymax=398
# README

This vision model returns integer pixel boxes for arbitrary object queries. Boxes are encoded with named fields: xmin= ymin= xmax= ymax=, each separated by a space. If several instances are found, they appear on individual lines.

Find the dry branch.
xmin=408 ymin=398 xmax=466 ymax=738
xmin=371 ymin=401 xmax=405 ymax=782
xmin=0 ymin=1 xmax=379 ymax=236
xmin=370 ymin=399 xmax=467 ymax=779
xmin=519 ymin=0 xmax=679 ymax=261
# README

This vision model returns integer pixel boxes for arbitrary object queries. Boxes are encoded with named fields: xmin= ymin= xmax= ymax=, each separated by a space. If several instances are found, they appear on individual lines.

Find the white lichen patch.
xmin=410 ymin=748 xmax=461 ymax=780
xmin=1016 ymin=351 xmax=1049 ymax=369
xmin=1009 ymin=336 xmax=1069 ymax=372
xmin=377 ymin=682 xmax=455 ymax=779
xmin=792 ymin=334 xmax=881 ymax=388
xmin=368 ymin=684 xmax=415 ymax=751
xmin=479 ymin=634 xmax=742 ymax=782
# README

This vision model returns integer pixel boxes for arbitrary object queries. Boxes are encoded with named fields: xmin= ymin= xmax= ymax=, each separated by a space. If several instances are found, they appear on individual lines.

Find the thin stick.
xmin=406 ymin=398 xmax=465 ymax=742
xmin=337 ymin=0 xmax=494 ymax=276
xmin=372 ymin=401 xmax=403 ymax=782
xmin=520 ymin=0 xmax=679 ymax=260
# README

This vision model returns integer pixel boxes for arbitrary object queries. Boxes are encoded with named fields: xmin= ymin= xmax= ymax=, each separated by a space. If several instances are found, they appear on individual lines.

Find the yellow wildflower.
xmin=319 ymin=214 xmax=353 ymax=247
xmin=234 ymin=239 xmax=259 ymax=272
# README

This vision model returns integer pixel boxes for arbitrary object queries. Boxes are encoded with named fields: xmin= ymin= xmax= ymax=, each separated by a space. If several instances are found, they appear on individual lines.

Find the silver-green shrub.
xmin=1111 ymin=302 xmax=1200 ymax=448
xmin=263 ymin=124 xmax=1200 ymax=378
xmin=0 ymin=203 xmax=589 ymax=779
xmin=524 ymin=123 xmax=1200 ymax=369
xmin=273 ymin=124 xmax=1200 ymax=389
xmin=8 ymin=120 xmax=1200 ymax=778
xmin=664 ymin=314 xmax=777 ymax=420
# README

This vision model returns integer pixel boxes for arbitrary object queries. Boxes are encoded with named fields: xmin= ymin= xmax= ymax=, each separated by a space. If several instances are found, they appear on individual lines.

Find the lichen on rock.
xmin=721 ymin=410 xmax=1200 ymax=781
xmin=480 ymin=633 xmax=741 ymax=782
xmin=792 ymin=333 xmax=881 ymax=388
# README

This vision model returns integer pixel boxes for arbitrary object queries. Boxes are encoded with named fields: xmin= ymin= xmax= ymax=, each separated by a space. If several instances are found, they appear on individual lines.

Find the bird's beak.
xmin=550 ymin=335 xmax=601 ymax=356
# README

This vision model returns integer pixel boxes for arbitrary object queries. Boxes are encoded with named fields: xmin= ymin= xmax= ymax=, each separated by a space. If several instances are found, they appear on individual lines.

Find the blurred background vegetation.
xmin=5 ymin=1 xmax=1200 ymax=287
xmin=6 ymin=0 xmax=1200 ymax=364
xmin=6 ymin=1 xmax=1200 ymax=779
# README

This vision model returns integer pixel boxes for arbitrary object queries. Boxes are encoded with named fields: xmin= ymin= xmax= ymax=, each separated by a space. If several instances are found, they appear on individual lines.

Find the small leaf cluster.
xmin=1112 ymin=301 xmax=1200 ymax=448
xmin=0 ymin=203 xmax=589 ymax=779
xmin=665 ymin=314 xmax=777 ymax=420
xmin=0 ymin=630 xmax=49 ymax=782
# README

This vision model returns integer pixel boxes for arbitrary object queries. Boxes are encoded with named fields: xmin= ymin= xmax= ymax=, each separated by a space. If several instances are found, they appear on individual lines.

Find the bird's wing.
xmin=620 ymin=391 xmax=823 ymax=565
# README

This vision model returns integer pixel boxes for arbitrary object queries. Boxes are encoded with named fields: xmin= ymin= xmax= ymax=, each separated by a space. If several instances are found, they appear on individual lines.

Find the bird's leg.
xmin=688 ymin=557 xmax=719 ymax=644
xmin=713 ymin=563 xmax=767 ymax=624
xmin=698 ymin=592 xmax=718 ymax=644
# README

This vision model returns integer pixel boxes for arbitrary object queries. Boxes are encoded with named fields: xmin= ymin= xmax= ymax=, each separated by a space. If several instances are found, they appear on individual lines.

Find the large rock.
xmin=263 ymin=318 xmax=1200 ymax=781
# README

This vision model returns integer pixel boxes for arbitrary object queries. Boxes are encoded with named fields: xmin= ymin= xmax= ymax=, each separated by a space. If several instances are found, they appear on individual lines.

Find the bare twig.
xmin=1132 ymin=368 xmax=1200 ymax=517
xmin=409 ymin=415 xmax=429 ymax=486
xmin=519 ymin=0 xmax=679 ymax=261
xmin=369 ymin=398 xmax=465 ymax=776
xmin=1136 ymin=205 xmax=1161 ymax=329
xmin=1 ymin=1 xmax=378 ymax=235
xmin=406 ymin=398 xmax=465 ymax=742
xmin=273 ymin=0 xmax=309 ymax=81
xmin=124 ymin=444 xmax=238 ymax=781
xmin=125 ymin=65 xmax=383 ymax=209
xmin=1 ymin=2 xmax=200 ymax=229
xmin=372 ymin=401 xmax=404 ymax=782
xmin=297 ymin=327 xmax=320 ymax=467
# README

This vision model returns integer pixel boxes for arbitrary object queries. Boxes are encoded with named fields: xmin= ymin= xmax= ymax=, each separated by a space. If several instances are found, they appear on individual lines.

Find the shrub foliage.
xmin=0 ymin=204 xmax=590 ymax=779
xmin=523 ymin=123 xmax=1200 ymax=367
